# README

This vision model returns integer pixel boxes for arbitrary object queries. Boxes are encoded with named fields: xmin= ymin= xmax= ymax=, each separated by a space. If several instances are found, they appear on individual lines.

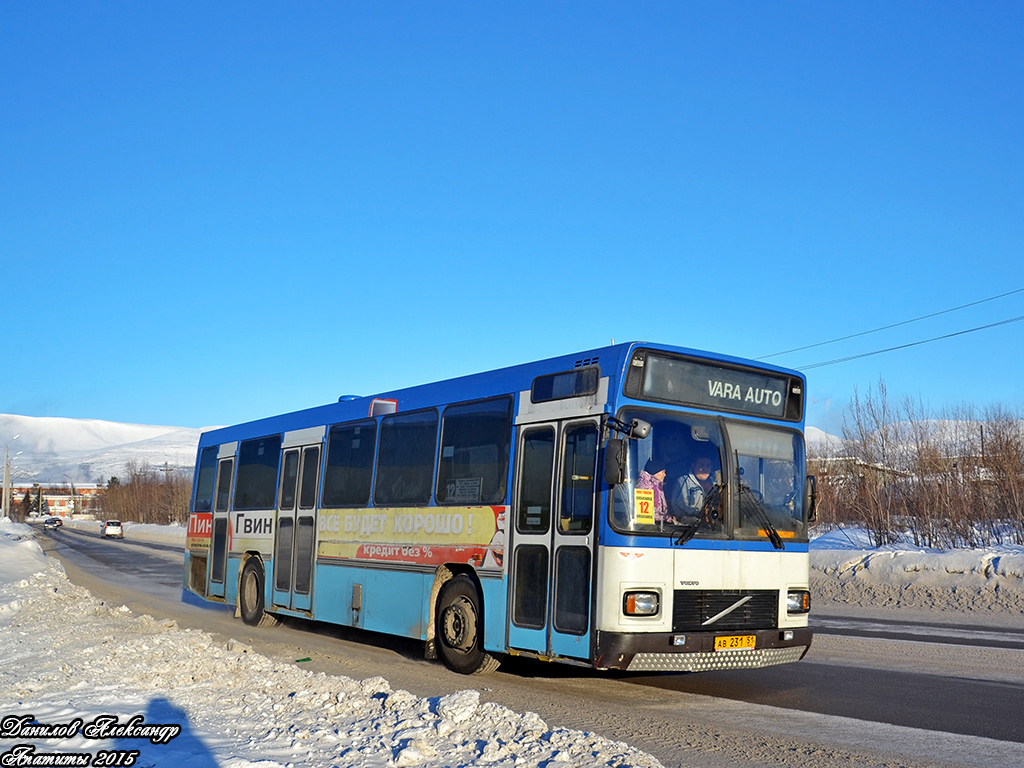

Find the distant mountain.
xmin=806 ymin=425 xmax=843 ymax=453
xmin=1 ymin=414 xmax=213 ymax=484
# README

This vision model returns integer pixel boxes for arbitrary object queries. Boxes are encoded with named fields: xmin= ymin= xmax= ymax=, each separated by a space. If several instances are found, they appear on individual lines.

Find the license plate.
xmin=714 ymin=634 xmax=756 ymax=651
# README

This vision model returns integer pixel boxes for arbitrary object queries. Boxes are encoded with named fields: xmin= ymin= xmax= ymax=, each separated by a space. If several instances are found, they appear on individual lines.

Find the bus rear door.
xmin=272 ymin=428 xmax=324 ymax=613
xmin=509 ymin=418 xmax=599 ymax=661
xmin=208 ymin=444 xmax=237 ymax=599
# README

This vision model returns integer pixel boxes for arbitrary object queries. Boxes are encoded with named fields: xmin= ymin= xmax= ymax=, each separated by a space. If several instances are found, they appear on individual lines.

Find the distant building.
xmin=13 ymin=483 xmax=104 ymax=519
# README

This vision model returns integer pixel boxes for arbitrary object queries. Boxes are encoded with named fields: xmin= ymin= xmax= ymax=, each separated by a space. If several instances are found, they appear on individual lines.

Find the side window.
xmin=516 ymin=427 xmax=554 ymax=533
xmin=322 ymin=421 xmax=377 ymax=507
xmin=212 ymin=458 xmax=233 ymax=585
xmin=531 ymin=367 xmax=599 ymax=403
xmin=278 ymin=450 xmax=299 ymax=510
xmin=512 ymin=544 xmax=548 ymax=628
xmin=235 ymin=435 xmax=283 ymax=510
xmin=215 ymin=459 xmax=234 ymax=513
xmin=193 ymin=447 xmax=218 ymax=513
xmin=299 ymin=446 xmax=320 ymax=510
xmin=374 ymin=409 xmax=439 ymax=506
xmin=553 ymin=546 xmax=591 ymax=634
xmin=436 ymin=397 xmax=513 ymax=505
xmin=559 ymin=423 xmax=598 ymax=534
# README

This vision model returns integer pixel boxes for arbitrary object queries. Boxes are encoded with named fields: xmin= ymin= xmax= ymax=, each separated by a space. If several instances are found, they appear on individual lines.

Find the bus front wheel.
xmin=239 ymin=559 xmax=279 ymax=628
xmin=436 ymin=575 xmax=499 ymax=675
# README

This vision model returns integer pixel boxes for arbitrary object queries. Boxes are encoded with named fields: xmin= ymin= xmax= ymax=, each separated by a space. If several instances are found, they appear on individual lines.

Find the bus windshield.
xmin=727 ymin=421 xmax=808 ymax=543
xmin=609 ymin=410 xmax=809 ymax=543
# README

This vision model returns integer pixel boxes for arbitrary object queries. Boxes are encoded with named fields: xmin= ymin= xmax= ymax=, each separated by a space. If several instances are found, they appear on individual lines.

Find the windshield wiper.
xmin=674 ymin=484 xmax=723 ymax=546
xmin=739 ymin=483 xmax=785 ymax=550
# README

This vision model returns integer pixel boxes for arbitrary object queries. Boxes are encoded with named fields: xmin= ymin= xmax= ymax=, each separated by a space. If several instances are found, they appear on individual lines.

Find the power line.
xmin=798 ymin=315 xmax=1024 ymax=370
xmin=758 ymin=287 xmax=1024 ymax=360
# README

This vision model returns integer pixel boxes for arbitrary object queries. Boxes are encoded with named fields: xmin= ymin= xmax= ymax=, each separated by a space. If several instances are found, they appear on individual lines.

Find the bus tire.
xmin=436 ymin=575 xmax=500 ymax=675
xmin=239 ymin=558 xmax=278 ymax=628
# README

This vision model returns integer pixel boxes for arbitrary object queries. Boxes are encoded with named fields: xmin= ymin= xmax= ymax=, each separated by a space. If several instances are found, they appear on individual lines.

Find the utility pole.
xmin=2 ymin=446 xmax=10 ymax=518
xmin=64 ymin=475 xmax=77 ymax=519
xmin=2 ymin=434 xmax=19 ymax=519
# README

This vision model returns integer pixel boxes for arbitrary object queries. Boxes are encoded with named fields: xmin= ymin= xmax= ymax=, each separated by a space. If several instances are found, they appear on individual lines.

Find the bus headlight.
xmin=623 ymin=591 xmax=660 ymax=616
xmin=787 ymin=590 xmax=811 ymax=614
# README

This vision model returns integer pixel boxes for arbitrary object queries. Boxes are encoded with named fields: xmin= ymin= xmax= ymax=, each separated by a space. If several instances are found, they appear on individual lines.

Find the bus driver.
xmin=668 ymin=454 xmax=718 ymax=520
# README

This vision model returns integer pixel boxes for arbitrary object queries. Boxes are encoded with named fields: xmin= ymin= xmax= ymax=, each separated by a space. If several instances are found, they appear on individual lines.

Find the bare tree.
xmin=813 ymin=381 xmax=1024 ymax=548
xmin=838 ymin=379 xmax=903 ymax=546
xmin=103 ymin=463 xmax=192 ymax=525
xmin=980 ymin=404 xmax=1024 ymax=544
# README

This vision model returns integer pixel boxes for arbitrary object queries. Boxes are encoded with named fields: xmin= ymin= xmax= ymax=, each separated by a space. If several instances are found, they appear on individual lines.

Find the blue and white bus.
xmin=183 ymin=342 xmax=815 ymax=674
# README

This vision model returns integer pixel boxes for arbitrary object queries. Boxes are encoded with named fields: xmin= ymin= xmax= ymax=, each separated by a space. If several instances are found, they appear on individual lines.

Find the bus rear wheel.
xmin=239 ymin=558 xmax=279 ymax=628
xmin=436 ymin=575 xmax=499 ymax=675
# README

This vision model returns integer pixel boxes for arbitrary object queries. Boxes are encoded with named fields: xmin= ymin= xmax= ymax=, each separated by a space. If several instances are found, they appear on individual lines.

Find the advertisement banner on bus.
xmin=317 ymin=505 xmax=506 ymax=569
xmin=186 ymin=512 xmax=212 ymax=551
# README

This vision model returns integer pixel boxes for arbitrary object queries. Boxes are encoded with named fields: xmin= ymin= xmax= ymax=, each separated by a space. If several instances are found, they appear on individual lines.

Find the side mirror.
xmin=628 ymin=419 xmax=651 ymax=440
xmin=804 ymin=475 xmax=817 ymax=522
xmin=602 ymin=418 xmax=649 ymax=485
xmin=604 ymin=438 xmax=626 ymax=485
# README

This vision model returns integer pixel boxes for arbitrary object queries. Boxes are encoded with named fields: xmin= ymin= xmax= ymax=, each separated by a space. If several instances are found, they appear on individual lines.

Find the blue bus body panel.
xmin=181 ymin=587 xmax=235 ymax=614
xmin=598 ymin=527 xmax=810 ymax=553
xmin=479 ymin=575 xmax=508 ymax=653
xmin=299 ymin=565 xmax=507 ymax=650
xmin=311 ymin=564 xmax=427 ymax=638
xmin=507 ymin=621 xmax=546 ymax=656
xmin=223 ymin=557 xmax=241 ymax=605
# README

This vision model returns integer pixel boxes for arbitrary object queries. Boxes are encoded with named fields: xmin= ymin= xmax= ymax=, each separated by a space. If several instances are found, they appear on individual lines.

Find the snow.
xmin=3 ymin=518 xmax=1023 ymax=767
xmin=810 ymin=527 xmax=1024 ymax=622
xmin=0 ymin=519 xmax=664 ymax=768
xmin=804 ymin=425 xmax=839 ymax=453
xmin=1 ymin=413 xmax=208 ymax=483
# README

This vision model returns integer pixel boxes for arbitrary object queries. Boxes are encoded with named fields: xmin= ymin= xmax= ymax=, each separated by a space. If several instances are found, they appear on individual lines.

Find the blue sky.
xmin=2 ymin=2 xmax=1022 ymax=434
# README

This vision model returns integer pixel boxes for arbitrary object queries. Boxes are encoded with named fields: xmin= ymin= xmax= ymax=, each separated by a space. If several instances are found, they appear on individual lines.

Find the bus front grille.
xmin=672 ymin=590 xmax=778 ymax=633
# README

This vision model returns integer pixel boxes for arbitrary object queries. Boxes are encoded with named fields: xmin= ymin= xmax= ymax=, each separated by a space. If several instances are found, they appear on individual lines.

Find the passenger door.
xmin=273 ymin=428 xmax=324 ymax=613
xmin=208 ymin=448 xmax=236 ymax=599
xmin=508 ymin=418 xmax=599 ymax=660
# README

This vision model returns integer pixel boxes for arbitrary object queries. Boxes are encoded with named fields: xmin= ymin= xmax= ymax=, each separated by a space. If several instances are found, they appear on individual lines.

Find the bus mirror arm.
xmin=605 ymin=417 xmax=651 ymax=440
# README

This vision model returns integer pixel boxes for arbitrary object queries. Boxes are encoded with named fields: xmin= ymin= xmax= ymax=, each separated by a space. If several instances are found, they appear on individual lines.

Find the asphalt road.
xmin=36 ymin=525 xmax=1024 ymax=768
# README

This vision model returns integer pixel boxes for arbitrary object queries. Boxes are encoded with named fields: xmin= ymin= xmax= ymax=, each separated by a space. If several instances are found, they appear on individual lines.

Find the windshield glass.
xmin=609 ymin=412 xmax=726 ymax=538
xmin=609 ymin=411 xmax=809 ymax=542
xmin=727 ymin=422 xmax=808 ymax=541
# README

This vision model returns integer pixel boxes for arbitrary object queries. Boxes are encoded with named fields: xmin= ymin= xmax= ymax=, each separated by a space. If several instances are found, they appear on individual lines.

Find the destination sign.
xmin=632 ymin=352 xmax=801 ymax=420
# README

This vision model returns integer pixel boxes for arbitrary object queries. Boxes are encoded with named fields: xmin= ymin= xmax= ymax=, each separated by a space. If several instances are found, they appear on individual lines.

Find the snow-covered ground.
xmin=3 ymin=519 xmax=1023 ymax=768
xmin=810 ymin=527 xmax=1024 ymax=624
xmin=0 ymin=519 xmax=663 ymax=768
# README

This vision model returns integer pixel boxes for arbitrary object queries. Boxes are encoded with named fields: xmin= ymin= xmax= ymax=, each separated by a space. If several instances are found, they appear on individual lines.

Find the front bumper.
xmin=594 ymin=627 xmax=813 ymax=672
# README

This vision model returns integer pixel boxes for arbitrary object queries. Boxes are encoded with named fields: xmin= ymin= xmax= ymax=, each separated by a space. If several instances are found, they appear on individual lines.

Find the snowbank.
xmin=0 ymin=519 xmax=50 ymax=581
xmin=0 ymin=519 xmax=664 ymax=768
xmin=811 ymin=528 xmax=1024 ymax=621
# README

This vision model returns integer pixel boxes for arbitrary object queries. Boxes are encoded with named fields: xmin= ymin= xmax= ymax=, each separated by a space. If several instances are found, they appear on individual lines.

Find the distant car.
xmin=43 ymin=516 xmax=62 ymax=530
xmin=101 ymin=520 xmax=124 ymax=539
